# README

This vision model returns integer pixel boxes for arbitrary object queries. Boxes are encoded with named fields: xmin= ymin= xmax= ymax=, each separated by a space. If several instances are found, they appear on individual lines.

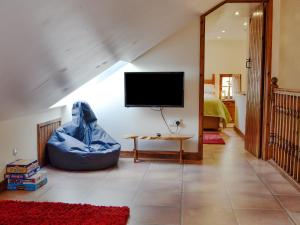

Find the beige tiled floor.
xmin=0 ymin=128 xmax=299 ymax=225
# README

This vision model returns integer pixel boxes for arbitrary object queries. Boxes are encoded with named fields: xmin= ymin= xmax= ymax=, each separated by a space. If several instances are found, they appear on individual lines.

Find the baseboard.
xmin=120 ymin=150 xmax=201 ymax=164
xmin=268 ymin=160 xmax=300 ymax=191
xmin=0 ymin=179 xmax=7 ymax=193
xmin=234 ymin=126 xmax=245 ymax=138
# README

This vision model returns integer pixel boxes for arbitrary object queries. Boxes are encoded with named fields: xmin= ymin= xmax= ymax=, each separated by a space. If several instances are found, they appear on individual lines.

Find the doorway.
xmin=198 ymin=0 xmax=273 ymax=160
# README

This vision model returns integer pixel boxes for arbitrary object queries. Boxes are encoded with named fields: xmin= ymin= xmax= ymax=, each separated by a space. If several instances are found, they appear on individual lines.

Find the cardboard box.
xmin=4 ymin=167 xmax=40 ymax=179
xmin=7 ymin=178 xmax=47 ymax=191
xmin=8 ymin=171 xmax=47 ymax=185
xmin=6 ymin=159 xmax=39 ymax=174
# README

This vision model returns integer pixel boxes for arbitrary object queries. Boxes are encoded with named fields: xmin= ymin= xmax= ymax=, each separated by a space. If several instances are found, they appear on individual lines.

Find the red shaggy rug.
xmin=203 ymin=132 xmax=225 ymax=145
xmin=0 ymin=200 xmax=129 ymax=225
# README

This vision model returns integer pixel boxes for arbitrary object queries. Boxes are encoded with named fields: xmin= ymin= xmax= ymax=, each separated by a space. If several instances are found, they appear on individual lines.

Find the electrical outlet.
xmin=12 ymin=148 xmax=18 ymax=157
xmin=170 ymin=119 xmax=183 ymax=127
xmin=178 ymin=119 xmax=184 ymax=127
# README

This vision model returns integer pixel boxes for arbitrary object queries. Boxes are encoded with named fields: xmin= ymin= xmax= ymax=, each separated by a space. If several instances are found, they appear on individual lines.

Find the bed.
xmin=204 ymin=74 xmax=231 ymax=130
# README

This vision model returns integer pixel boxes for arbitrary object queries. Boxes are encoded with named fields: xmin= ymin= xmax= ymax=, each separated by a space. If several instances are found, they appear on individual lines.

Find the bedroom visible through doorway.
xmin=203 ymin=3 xmax=258 ymax=131
xmin=201 ymin=2 xmax=266 ymax=153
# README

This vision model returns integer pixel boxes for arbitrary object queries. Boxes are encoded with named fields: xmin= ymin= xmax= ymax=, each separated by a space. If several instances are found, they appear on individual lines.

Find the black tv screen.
xmin=124 ymin=72 xmax=184 ymax=107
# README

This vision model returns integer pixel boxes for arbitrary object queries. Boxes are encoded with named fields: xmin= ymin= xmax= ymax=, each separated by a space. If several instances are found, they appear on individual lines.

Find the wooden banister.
xmin=269 ymin=77 xmax=300 ymax=183
xmin=271 ymin=77 xmax=279 ymax=89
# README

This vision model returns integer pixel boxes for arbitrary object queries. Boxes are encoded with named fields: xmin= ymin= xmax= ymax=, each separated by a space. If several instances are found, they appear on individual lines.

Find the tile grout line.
xmin=140 ymin=162 xmax=183 ymax=225
xmin=213 ymin=130 xmax=297 ymax=225
xmin=130 ymin=161 xmax=151 ymax=205
xmin=245 ymin=158 xmax=298 ymax=225
xmin=180 ymin=163 xmax=184 ymax=225
xmin=125 ymin=161 xmax=151 ymax=225
xmin=210 ymin=138 xmax=242 ymax=225
xmin=268 ymin=160 xmax=300 ymax=192
xmin=219 ymin=167 xmax=243 ymax=225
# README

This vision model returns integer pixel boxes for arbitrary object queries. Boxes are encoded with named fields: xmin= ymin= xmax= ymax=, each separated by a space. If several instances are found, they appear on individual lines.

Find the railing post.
xmin=268 ymin=78 xmax=300 ymax=184
xmin=271 ymin=77 xmax=279 ymax=92
xmin=269 ymin=77 xmax=279 ymax=159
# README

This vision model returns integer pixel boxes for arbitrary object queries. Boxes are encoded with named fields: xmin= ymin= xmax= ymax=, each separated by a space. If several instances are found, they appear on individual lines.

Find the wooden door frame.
xmin=198 ymin=0 xmax=273 ymax=160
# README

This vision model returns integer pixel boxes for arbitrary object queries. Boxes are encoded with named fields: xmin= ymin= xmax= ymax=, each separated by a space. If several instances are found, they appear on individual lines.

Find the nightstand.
xmin=222 ymin=100 xmax=235 ymax=122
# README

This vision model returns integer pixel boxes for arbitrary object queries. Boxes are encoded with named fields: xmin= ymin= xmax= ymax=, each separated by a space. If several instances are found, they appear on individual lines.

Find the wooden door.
xmin=245 ymin=5 xmax=265 ymax=158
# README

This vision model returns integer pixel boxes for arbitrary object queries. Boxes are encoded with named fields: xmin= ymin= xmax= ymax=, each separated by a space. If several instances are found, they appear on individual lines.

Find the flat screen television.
xmin=124 ymin=72 xmax=184 ymax=107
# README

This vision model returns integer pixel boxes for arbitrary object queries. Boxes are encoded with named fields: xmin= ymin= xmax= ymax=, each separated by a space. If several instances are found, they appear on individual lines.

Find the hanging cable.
xmin=160 ymin=107 xmax=174 ymax=134
xmin=175 ymin=125 xmax=179 ymax=134
xmin=150 ymin=107 xmax=180 ymax=134
xmin=150 ymin=107 xmax=161 ymax=112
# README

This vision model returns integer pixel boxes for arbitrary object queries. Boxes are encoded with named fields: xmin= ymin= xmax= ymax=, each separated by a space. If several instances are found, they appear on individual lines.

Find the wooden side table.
xmin=125 ymin=134 xmax=193 ymax=164
xmin=222 ymin=100 xmax=235 ymax=122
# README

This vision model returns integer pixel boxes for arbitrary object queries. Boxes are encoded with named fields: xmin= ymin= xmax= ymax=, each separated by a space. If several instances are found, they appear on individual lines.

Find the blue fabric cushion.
xmin=47 ymin=101 xmax=121 ymax=171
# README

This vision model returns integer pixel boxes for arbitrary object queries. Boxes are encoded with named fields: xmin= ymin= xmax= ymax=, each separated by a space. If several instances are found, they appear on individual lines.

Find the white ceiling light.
xmin=222 ymin=30 xmax=226 ymax=33
xmin=253 ymin=12 xmax=263 ymax=16
xmin=243 ymin=22 xmax=248 ymax=26
xmin=235 ymin=11 xmax=240 ymax=16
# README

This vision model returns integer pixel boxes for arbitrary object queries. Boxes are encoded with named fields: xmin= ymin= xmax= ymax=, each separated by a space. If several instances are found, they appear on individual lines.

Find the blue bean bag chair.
xmin=47 ymin=101 xmax=121 ymax=171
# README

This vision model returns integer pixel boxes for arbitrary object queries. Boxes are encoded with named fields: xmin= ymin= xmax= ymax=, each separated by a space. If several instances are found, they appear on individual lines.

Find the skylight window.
xmin=50 ymin=61 xmax=129 ymax=108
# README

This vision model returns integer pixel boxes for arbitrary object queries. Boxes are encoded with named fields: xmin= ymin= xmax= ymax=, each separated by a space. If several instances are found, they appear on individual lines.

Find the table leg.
xmin=179 ymin=140 xmax=183 ymax=164
xmin=133 ymin=138 xmax=138 ymax=163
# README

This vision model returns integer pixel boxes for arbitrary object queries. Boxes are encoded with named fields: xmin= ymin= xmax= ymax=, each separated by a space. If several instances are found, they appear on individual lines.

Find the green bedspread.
xmin=204 ymin=94 xmax=232 ymax=124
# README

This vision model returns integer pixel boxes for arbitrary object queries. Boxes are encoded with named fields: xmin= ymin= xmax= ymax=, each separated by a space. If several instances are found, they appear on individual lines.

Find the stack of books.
xmin=5 ymin=159 xmax=47 ymax=191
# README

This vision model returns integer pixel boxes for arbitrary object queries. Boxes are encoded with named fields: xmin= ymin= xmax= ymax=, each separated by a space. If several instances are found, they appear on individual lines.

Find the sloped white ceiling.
xmin=206 ymin=3 xmax=259 ymax=40
xmin=0 ymin=0 xmax=220 ymax=120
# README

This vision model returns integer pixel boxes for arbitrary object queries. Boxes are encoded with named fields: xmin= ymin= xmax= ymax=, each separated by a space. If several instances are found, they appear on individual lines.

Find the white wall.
xmin=273 ymin=0 xmax=300 ymax=89
xmin=204 ymin=39 xmax=248 ymax=131
xmin=205 ymin=40 xmax=248 ymax=96
xmin=0 ymin=108 xmax=62 ymax=182
xmin=0 ymin=19 xmax=199 ymax=183
xmin=235 ymin=94 xmax=247 ymax=134
xmin=61 ymin=19 xmax=200 ymax=153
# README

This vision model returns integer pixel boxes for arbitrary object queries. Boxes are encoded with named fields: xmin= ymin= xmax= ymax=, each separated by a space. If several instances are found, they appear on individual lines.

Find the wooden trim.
xmin=202 ymin=1 xmax=226 ymax=16
xmin=219 ymin=74 xmax=232 ymax=76
xmin=198 ymin=15 xmax=205 ymax=159
xmin=202 ymin=0 xmax=266 ymax=17
xmin=261 ymin=0 xmax=273 ymax=160
xmin=120 ymin=151 xmax=202 ymax=164
xmin=227 ymin=0 xmax=265 ymax=2
xmin=274 ymin=88 xmax=300 ymax=94
xmin=269 ymin=160 xmax=300 ymax=191
xmin=204 ymin=74 xmax=216 ymax=85
xmin=268 ymin=78 xmax=300 ymax=183
xmin=268 ymin=77 xmax=279 ymax=160
xmin=199 ymin=0 xmax=273 ymax=161
xmin=37 ymin=118 xmax=62 ymax=167
xmin=234 ymin=126 xmax=245 ymax=138
xmin=37 ymin=118 xmax=62 ymax=128
xmin=0 ymin=179 xmax=7 ymax=193
xmin=219 ymin=74 xmax=233 ymax=99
